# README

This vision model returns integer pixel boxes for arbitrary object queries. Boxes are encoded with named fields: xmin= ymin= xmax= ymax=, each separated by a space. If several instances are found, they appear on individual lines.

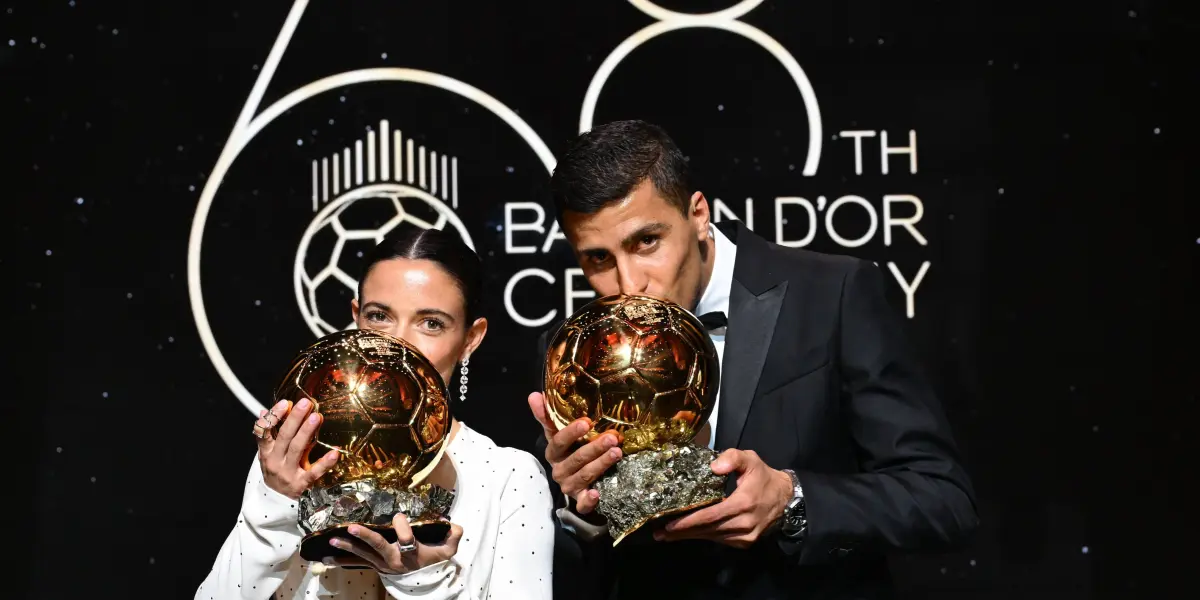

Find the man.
xmin=528 ymin=119 xmax=978 ymax=599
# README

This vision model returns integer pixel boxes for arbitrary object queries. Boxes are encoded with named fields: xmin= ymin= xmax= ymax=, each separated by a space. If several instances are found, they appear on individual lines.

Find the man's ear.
xmin=690 ymin=191 xmax=710 ymax=240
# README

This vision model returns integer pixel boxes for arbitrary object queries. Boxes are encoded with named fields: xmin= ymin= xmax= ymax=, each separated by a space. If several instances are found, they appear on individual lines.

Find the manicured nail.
xmin=322 ymin=557 xmax=336 ymax=565
xmin=608 ymin=448 xmax=621 ymax=460
xmin=308 ymin=413 xmax=320 ymax=425
xmin=296 ymin=399 xmax=311 ymax=410
xmin=329 ymin=538 xmax=343 ymax=548
xmin=274 ymin=400 xmax=288 ymax=410
xmin=653 ymin=531 xmax=665 ymax=541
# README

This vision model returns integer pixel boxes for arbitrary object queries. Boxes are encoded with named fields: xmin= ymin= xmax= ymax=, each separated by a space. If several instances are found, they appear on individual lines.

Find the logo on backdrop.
xmin=295 ymin=120 xmax=474 ymax=336
xmin=188 ymin=0 xmax=554 ymax=416
xmin=190 ymin=0 xmax=934 ymax=416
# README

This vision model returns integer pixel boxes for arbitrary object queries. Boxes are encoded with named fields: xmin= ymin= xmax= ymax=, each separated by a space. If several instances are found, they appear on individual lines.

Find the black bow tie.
xmin=697 ymin=311 xmax=727 ymax=331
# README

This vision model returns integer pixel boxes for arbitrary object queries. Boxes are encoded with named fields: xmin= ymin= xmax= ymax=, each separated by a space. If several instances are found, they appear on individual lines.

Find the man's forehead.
xmin=564 ymin=188 xmax=677 ymax=242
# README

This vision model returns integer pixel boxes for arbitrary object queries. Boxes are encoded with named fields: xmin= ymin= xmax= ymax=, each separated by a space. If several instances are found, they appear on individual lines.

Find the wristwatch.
xmin=779 ymin=469 xmax=808 ymax=541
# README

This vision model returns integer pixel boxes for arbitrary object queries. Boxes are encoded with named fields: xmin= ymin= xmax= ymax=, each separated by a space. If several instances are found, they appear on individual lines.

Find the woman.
xmin=196 ymin=225 xmax=554 ymax=599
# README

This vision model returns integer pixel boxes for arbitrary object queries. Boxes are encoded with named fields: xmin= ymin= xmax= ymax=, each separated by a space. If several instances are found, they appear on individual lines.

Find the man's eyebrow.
xmin=620 ymin=222 xmax=671 ymax=247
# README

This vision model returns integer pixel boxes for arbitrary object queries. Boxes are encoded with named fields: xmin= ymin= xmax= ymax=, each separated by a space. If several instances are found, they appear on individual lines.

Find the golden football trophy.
xmin=543 ymin=294 xmax=723 ymax=545
xmin=274 ymin=329 xmax=455 ymax=562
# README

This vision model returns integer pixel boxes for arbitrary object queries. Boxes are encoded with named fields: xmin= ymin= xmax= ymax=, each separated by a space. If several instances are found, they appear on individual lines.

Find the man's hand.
xmin=528 ymin=391 xmax=622 ymax=515
xmin=655 ymin=449 xmax=793 ymax=548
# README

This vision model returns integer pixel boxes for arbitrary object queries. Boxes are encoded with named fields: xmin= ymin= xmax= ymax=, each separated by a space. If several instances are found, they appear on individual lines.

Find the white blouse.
xmin=195 ymin=422 xmax=555 ymax=600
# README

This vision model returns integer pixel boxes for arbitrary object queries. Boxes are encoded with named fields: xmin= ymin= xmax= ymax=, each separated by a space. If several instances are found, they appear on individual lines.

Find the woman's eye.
xmin=365 ymin=311 xmax=387 ymax=322
xmin=421 ymin=318 xmax=445 ymax=331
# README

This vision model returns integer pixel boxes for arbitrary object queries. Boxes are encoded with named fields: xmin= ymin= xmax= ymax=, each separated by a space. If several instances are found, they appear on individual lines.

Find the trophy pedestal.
xmin=298 ymin=519 xmax=452 ymax=562
xmin=593 ymin=443 xmax=726 ymax=545
xmin=297 ymin=479 xmax=455 ymax=562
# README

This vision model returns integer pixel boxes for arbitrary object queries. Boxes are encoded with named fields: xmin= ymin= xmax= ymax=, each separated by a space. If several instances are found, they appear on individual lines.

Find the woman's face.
xmin=351 ymin=258 xmax=486 ymax=389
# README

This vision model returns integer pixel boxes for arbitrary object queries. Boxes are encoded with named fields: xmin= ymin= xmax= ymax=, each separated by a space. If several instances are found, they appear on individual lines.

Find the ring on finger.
xmin=262 ymin=411 xmax=280 ymax=427
xmin=252 ymin=423 xmax=269 ymax=439
xmin=394 ymin=541 xmax=417 ymax=554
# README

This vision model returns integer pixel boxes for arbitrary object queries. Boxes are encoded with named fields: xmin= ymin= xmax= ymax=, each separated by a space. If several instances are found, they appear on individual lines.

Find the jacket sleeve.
xmin=195 ymin=456 xmax=306 ymax=599
xmin=785 ymin=259 xmax=980 ymax=564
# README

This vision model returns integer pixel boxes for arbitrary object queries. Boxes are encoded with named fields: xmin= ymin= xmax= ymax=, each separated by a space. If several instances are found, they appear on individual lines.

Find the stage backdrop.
xmin=5 ymin=1 xmax=1192 ymax=599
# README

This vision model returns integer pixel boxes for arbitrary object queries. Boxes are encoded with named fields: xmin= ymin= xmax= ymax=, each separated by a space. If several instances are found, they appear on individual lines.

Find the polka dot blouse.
xmin=194 ymin=422 xmax=554 ymax=599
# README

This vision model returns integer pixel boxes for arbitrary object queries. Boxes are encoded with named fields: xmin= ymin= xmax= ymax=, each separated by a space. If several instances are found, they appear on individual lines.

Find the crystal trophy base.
xmin=593 ymin=443 xmax=726 ymax=546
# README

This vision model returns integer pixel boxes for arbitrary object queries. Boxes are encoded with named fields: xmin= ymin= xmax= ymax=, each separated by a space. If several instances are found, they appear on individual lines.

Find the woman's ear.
xmin=350 ymin=298 xmax=361 ymax=324
xmin=462 ymin=317 xmax=488 ymax=361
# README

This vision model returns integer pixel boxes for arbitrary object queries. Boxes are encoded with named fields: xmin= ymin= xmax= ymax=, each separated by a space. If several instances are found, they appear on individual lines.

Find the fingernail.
xmin=308 ymin=413 xmax=320 ymax=425
xmin=329 ymin=538 xmax=342 ymax=548
xmin=297 ymin=398 xmax=311 ymax=410
xmin=274 ymin=399 xmax=288 ymax=410
xmin=589 ymin=490 xmax=600 ymax=500
xmin=608 ymin=448 xmax=621 ymax=460
xmin=322 ymin=557 xmax=336 ymax=565
xmin=653 ymin=531 xmax=665 ymax=541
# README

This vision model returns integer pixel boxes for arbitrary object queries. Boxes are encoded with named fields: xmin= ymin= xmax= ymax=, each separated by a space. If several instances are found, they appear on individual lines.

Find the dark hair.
xmin=549 ymin=119 xmax=691 ymax=222
xmin=358 ymin=224 xmax=483 ymax=321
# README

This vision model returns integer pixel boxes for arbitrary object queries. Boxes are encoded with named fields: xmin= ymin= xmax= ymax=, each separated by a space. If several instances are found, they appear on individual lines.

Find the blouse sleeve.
xmin=194 ymin=456 xmax=306 ymax=600
xmin=380 ymin=450 xmax=555 ymax=599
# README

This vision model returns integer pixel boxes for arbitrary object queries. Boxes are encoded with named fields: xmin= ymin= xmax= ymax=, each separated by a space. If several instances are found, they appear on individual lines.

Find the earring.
xmin=458 ymin=357 xmax=469 ymax=402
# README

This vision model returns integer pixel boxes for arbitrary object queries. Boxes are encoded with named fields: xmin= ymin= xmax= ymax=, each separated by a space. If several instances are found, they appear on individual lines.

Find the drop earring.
xmin=458 ymin=356 xmax=469 ymax=402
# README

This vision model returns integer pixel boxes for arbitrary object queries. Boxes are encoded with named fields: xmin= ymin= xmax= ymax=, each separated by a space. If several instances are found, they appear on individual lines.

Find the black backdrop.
xmin=4 ymin=1 xmax=1194 ymax=598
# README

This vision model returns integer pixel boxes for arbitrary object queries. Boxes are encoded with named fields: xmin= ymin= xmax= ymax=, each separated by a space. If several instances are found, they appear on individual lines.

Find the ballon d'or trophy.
xmin=274 ymin=329 xmax=455 ymax=562
xmin=543 ymin=294 xmax=723 ymax=545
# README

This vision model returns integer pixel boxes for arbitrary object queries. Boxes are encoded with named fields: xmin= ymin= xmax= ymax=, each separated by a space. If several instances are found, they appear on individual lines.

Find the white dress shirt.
xmin=691 ymin=223 xmax=737 ymax=450
xmin=557 ymin=223 xmax=737 ymax=539
xmin=195 ymin=422 xmax=554 ymax=600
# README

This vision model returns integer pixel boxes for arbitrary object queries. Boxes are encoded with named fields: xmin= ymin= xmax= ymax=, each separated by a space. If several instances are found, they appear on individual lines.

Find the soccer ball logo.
xmin=274 ymin=328 xmax=450 ymax=486
xmin=542 ymin=294 xmax=720 ymax=453
xmin=294 ymin=183 xmax=474 ymax=337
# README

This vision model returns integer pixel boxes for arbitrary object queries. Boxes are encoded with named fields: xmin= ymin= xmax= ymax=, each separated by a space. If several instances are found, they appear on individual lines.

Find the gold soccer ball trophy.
xmin=274 ymin=329 xmax=455 ymax=562
xmin=543 ymin=294 xmax=723 ymax=544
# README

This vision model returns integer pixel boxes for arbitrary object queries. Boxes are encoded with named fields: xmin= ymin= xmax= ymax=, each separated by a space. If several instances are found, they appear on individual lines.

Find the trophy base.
xmin=297 ymin=479 xmax=455 ymax=562
xmin=298 ymin=519 xmax=453 ymax=562
xmin=593 ymin=443 xmax=726 ymax=546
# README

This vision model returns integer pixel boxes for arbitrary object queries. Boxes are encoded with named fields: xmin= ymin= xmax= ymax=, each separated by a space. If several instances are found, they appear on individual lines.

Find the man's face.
xmin=562 ymin=180 xmax=711 ymax=310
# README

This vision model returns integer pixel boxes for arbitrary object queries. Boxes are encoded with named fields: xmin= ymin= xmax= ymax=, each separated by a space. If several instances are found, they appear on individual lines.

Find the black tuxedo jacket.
xmin=537 ymin=221 xmax=978 ymax=600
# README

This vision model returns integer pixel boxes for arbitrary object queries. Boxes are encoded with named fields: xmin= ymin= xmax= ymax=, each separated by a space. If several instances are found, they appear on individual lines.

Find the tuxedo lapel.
xmin=716 ymin=279 xmax=786 ymax=451
xmin=714 ymin=221 xmax=788 ymax=451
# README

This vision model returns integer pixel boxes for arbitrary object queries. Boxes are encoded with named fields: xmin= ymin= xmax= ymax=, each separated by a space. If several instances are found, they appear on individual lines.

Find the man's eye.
xmin=639 ymin=236 xmax=659 ymax=248
xmin=588 ymin=252 xmax=610 ymax=264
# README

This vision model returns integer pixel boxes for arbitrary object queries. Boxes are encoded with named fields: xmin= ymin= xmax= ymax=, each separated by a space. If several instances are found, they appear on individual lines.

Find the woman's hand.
xmin=327 ymin=514 xmax=464 ymax=574
xmin=255 ymin=398 xmax=340 ymax=499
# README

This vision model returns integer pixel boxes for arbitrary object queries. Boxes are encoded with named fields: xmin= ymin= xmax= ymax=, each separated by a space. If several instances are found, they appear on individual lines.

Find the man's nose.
xmin=615 ymin=257 xmax=648 ymax=295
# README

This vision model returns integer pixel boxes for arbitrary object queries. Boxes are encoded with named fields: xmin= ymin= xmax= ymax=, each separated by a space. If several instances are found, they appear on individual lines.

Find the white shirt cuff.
xmin=556 ymin=507 xmax=609 ymax=542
